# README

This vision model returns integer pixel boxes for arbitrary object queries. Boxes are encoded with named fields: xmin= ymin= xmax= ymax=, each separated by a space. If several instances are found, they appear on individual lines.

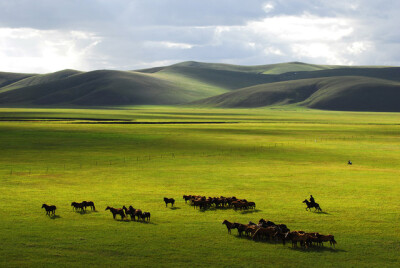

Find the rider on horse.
xmin=309 ymin=195 xmax=315 ymax=205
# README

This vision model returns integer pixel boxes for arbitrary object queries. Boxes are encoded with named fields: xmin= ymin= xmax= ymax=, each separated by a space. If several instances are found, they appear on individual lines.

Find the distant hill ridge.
xmin=1 ymin=61 xmax=400 ymax=111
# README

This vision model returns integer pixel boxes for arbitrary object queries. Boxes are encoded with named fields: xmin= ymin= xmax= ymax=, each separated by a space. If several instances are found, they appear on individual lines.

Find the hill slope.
xmin=1 ymin=61 xmax=400 ymax=110
xmin=0 ymin=72 xmax=36 ymax=88
xmin=192 ymin=76 xmax=400 ymax=112
xmin=0 ymin=69 xmax=82 ymax=94
xmin=0 ymin=70 xmax=211 ymax=106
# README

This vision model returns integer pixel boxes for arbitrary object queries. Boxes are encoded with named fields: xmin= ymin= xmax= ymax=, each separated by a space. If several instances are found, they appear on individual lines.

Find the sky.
xmin=0 ymin=0 xmax=399 ymax=73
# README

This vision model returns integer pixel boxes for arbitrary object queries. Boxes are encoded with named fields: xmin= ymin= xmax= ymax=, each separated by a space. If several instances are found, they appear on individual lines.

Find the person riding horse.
xmin=309 ymin=195 xmax=315 ymax=206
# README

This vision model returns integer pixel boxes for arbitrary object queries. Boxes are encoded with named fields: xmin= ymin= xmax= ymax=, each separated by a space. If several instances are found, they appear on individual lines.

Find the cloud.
xmin=0 ymin=0 xmax=399 ymax=72
xmin=0 ymin=28 xmax=101 ymax=73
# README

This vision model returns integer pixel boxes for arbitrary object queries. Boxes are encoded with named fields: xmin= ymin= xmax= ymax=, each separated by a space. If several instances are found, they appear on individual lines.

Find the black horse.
xmin=82 ymin=201 xmax=95 ymax=211
xmin=42 ymin=204 xmax=56 ymax=216
xmin=303 ymin=199 xmax=322 ymax=212
xmin=164 ymin=197 xmax=175 ymax=207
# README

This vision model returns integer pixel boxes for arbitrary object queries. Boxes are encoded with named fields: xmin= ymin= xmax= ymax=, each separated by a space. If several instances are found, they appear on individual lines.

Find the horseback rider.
xmin=309 ymin=195 xmax=315 ymax=205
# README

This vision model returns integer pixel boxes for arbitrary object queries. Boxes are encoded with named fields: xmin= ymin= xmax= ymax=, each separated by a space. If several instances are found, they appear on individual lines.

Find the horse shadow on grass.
xmin=132 ymin=220 xmax=158 ymax=225
xmin=49 ymin=215 xmax=61 ymax=220
xmin=75 ymin=210 xmax=98 ymax=215
xmin=232 ymin=234 xmax=281 ymax=245
xmin=289 ymin=246 xmax=346 ymax=253
xmin=115 ymin=218 xmax=158 ymax=225
xmin=169 ymin=207 xmax=181 ymax=210
xmin=239 ymin=209 xmax=262 ymax=214
xmin=311 ymin=211 xmax=331 ymax=215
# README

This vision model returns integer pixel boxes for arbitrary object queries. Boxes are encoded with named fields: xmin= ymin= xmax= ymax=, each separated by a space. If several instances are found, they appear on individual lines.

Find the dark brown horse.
xmin=42 ymin=204 xmax=56 ymax=216
xmin=71 ymin=202 xmax=85 ymax=211
xmin=82 ymin=201 xmax=95 ymax=211
xmin=317 ymin=234 xmax=337 ymax=247
xmin=222 ymin=220 xmax=236 ymax=234
xmin=105 ymin=206 xmax=125 ymax=220
xmin=122 ymin=206 xmax=135 ymax=220
xmin=164 ymin=197 xmax=175 ymax=207
xmin=140 ymin=212 xmax=151 ymax=222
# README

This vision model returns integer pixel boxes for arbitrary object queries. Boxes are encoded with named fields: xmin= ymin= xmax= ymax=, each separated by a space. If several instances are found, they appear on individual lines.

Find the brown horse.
xmin=123 ymin=206 xmax=135 ymax=220
xmin=42 ymin=204 xmax=56 ymax=216
xmin=252 ymin=227 xmax=276 ymax=241
xmin=222 ymin=220 xmax=236 ymax=234
xmin=164 ymin=197 xmax=175 ymax=207
xmin=317 ymin=234 xmax=337 ymax=247
xmin=105 ymin=206 xmax=125 ymax=220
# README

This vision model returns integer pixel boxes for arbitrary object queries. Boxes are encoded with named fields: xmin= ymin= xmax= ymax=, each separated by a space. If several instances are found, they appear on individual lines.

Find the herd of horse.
xmin=42 ymin=202 xmax=151 ymax=222
xmin=42 ymin=197 xmax=335 ymax=250
xmin=223 ymin=218 xmax=336 ymax=248
xmin=183 ymin=195 xmax=256 ymax=210
xmin=105 ymin=206 xmax=151 ymax=221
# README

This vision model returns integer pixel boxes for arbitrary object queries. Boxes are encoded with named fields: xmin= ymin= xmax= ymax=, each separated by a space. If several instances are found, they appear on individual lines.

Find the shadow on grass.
xmin=231 ymin=234 xmax=345 ymax=252
xmin=75 ymin=210 xmax=98 ymax=215
xmin=130 ymin=220 xmax=158 ymax=225
xmin=307 ymin=211 xmax=331 ymax=215
xmin=113 ymin=218 xmax=158 ymax=225
xmin=240 ymin=209 xmax=262 ymax=214
xmin=169 ymin=207 xmax=181 ymax=210
xmin=232 ymin=234 xmax=284 ymax=245
xmin=289 ymin=246 xmax=346 ymax=253
xmin=49 ymin=215 xmax=61 ymax=219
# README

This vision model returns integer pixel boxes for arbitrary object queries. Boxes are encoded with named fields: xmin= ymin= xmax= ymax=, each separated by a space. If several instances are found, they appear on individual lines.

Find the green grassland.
xmin=0 ymin=107 xmax=399 ymax=267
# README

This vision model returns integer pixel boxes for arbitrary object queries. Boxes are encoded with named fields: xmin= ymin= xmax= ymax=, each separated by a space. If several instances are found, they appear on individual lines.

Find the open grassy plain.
xmin=0 ymin=106 xmax=399 ymax=267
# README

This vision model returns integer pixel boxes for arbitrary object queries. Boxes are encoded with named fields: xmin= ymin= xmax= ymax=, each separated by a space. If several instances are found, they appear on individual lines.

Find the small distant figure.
xmin=348 ymin=160 xmax=352 ymax=165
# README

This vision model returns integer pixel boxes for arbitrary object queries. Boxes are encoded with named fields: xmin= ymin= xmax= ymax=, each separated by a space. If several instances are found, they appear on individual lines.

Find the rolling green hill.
xmin=0 ymin=69 xmax=82 ymax=94
xmin=0 ymin=71 xmax=36 ymax=88
xmin=192 ymin=76 xmax=400 ymax=112
xmin=1 ymin=61 xmax=400 ymax=111
xmin=0 ymin=70 xmax=215 ymax=106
